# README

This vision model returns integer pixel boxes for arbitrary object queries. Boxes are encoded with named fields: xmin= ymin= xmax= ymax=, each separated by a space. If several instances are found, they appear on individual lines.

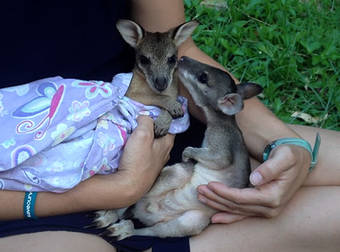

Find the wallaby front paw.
xmin=169 ymin=102 xmax=184 ymax=119
xmin=154 ymin=120 xmax=170 ymax=138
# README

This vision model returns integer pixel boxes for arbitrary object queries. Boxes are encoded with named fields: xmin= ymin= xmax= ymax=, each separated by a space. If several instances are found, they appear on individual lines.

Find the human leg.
xmin=190 ymin=186 xmax=340 ymax=252
xmin=289 ymin=124 xmax=340 ymax=186
xmin=0 ymin=231 xmax=116 ymax=252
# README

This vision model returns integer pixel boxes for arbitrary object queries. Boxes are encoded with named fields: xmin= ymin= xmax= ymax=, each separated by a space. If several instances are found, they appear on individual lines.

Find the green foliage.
xmin=185 ymin=0 xmax=340 ymax=130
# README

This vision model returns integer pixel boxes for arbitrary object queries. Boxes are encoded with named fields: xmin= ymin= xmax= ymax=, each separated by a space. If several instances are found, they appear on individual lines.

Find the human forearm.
xmin=0 ymin=190 xmax=25 ymax=220
xmin=34 ymin=172 xmax=147 ymax=216
xmin=236 ymin=98 xmax=300 ymax=161
xmin=0 ymin=189 xmax=77 ymax=221
xmin=0 ymin=173 xmax=139 ymax=221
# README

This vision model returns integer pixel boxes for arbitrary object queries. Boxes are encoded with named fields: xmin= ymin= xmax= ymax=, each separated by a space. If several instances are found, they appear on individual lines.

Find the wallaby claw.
xmin=154 ymin=124 xmax=169 ymax=138
xmin=169 ymin=102 xmax=184 ymax=119
xmin=103 ymin=219 xmax=134 ymax=241
xmin=154 ymin=117 xmax=171 ymax=138
xmin=87 ymin=210 xmax=119 ymax=229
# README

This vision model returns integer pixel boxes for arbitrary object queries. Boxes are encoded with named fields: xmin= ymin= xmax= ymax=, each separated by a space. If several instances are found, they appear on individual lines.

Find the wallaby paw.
xmin=182 ymin=147 xmax=194 ymax=162
xmin=102 ymin=219 xmax=134 ymax=241
xmin=154 ymin=122 xmax=170 ymax=138
xmin=89 ymin=210 xmax=119 ymax=229
xmin=169 ymin=102 xmax=184 ymax=119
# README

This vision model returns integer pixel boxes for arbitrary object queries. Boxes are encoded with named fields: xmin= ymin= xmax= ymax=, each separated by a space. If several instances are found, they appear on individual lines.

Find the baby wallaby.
xmin=92 ymin=57 xmax=263 ymax=239
xmin=116 ymin=19 xmax=198 ymax=137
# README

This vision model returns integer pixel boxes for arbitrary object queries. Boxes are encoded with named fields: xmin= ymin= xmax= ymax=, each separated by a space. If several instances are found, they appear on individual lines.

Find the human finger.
xmin=153 ymin=133 xmax=175 ymax=149
xmin=136 ymin=114 xmax=154 ymax=127
xmin=198 ymin=193 xmax=255 ymax=216
xmin=211 ymin=212 xmax=247 ymax=224
xmin=152 ymin=134 xmax=175 ymax=164
xmin=198 ymin=185 xmax=275 ymax=216
xmin=122 ymin=117 xmax=152 ymax=157
xmin=133 ymin=115 xmax=154 ymax=141
xmin=202 ymin=182 xmax=275 ymax=206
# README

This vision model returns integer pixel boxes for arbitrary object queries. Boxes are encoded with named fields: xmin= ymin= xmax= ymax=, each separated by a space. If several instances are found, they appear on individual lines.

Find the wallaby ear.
xmin=172 ymin=20 xmax=199 ymax=47
xmin=237 ymin=82 xmax=263 ymax=100
xmin=217 ymin=93 xmax=244 ymax=115
xmin=116 ymin=19 xmax=144 ymax=48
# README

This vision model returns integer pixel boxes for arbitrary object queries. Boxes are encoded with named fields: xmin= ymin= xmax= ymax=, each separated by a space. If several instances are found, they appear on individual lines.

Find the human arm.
xmin=0 ymin=116 xmax=174 ymax=221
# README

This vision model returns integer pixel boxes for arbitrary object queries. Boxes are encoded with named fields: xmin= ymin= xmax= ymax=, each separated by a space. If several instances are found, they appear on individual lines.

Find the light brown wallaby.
xmin=116 ymin=19 xmax=198 ymax=137
xmin=92 ymin=57 xmax=263 ymax=239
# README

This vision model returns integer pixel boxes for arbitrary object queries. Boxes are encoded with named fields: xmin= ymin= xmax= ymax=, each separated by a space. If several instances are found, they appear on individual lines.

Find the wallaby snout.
xmin=154 ymin=76 xmax=168 ymax=92
xmin=178 ymin=56 xmax=263 ymax=114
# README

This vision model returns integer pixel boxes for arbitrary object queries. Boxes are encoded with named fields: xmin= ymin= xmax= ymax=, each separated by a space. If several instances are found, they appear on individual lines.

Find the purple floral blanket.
xmin=0 ymin=73 xmax=189 ymax=192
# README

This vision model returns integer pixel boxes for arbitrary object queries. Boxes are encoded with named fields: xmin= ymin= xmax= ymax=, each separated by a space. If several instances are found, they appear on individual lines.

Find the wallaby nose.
xmin=154 ymin=77 xmax=168 ymax=92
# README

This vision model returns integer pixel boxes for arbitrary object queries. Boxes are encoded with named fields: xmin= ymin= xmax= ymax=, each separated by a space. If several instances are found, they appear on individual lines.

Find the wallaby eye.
xmin=167 ymin=55 xmax=177 ymax=64
xmin=198 ymin=72 xmax=209 ymax=84
xmin=139 ymin=55 xmax=151 ymax=65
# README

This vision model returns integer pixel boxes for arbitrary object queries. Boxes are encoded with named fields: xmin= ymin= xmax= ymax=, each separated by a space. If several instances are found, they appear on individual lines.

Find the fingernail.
xmin=250 ymin=171 xmax=263 ymax=185
xmin=211 ymin=215 xmax=224 ymax=224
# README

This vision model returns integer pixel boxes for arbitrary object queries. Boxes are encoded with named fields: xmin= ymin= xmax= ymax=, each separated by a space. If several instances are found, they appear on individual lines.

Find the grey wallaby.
xmin=116 ymin=19 xmax=198 ymax=137
xmin=91 ymin=57 xmax=263 ymax=239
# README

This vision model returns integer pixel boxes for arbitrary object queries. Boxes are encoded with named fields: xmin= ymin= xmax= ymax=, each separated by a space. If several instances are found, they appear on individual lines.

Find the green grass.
xmin=184 ymin=0 xmax=340 ymax=130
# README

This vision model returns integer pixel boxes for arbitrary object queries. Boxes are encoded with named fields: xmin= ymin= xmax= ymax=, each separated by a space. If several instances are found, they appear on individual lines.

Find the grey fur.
xmin=93 ymin=57 xmax=262 ymax=239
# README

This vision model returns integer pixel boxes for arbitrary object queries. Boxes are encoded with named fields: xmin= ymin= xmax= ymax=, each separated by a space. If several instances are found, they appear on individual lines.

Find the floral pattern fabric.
xmin=0 ymin=73 xmax=189 ymax=192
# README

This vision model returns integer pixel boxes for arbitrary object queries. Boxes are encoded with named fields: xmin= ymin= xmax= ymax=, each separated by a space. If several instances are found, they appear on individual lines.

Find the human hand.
xmin=197 ymin=144 xmax=311 ymax=224
xmin=118 ymin=115 xmax=174 ymax=202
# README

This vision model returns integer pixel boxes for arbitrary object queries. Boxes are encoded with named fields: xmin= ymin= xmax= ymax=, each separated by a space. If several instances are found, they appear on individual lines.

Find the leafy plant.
xmin=185 ymin=0 xmax=340 ymax=130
